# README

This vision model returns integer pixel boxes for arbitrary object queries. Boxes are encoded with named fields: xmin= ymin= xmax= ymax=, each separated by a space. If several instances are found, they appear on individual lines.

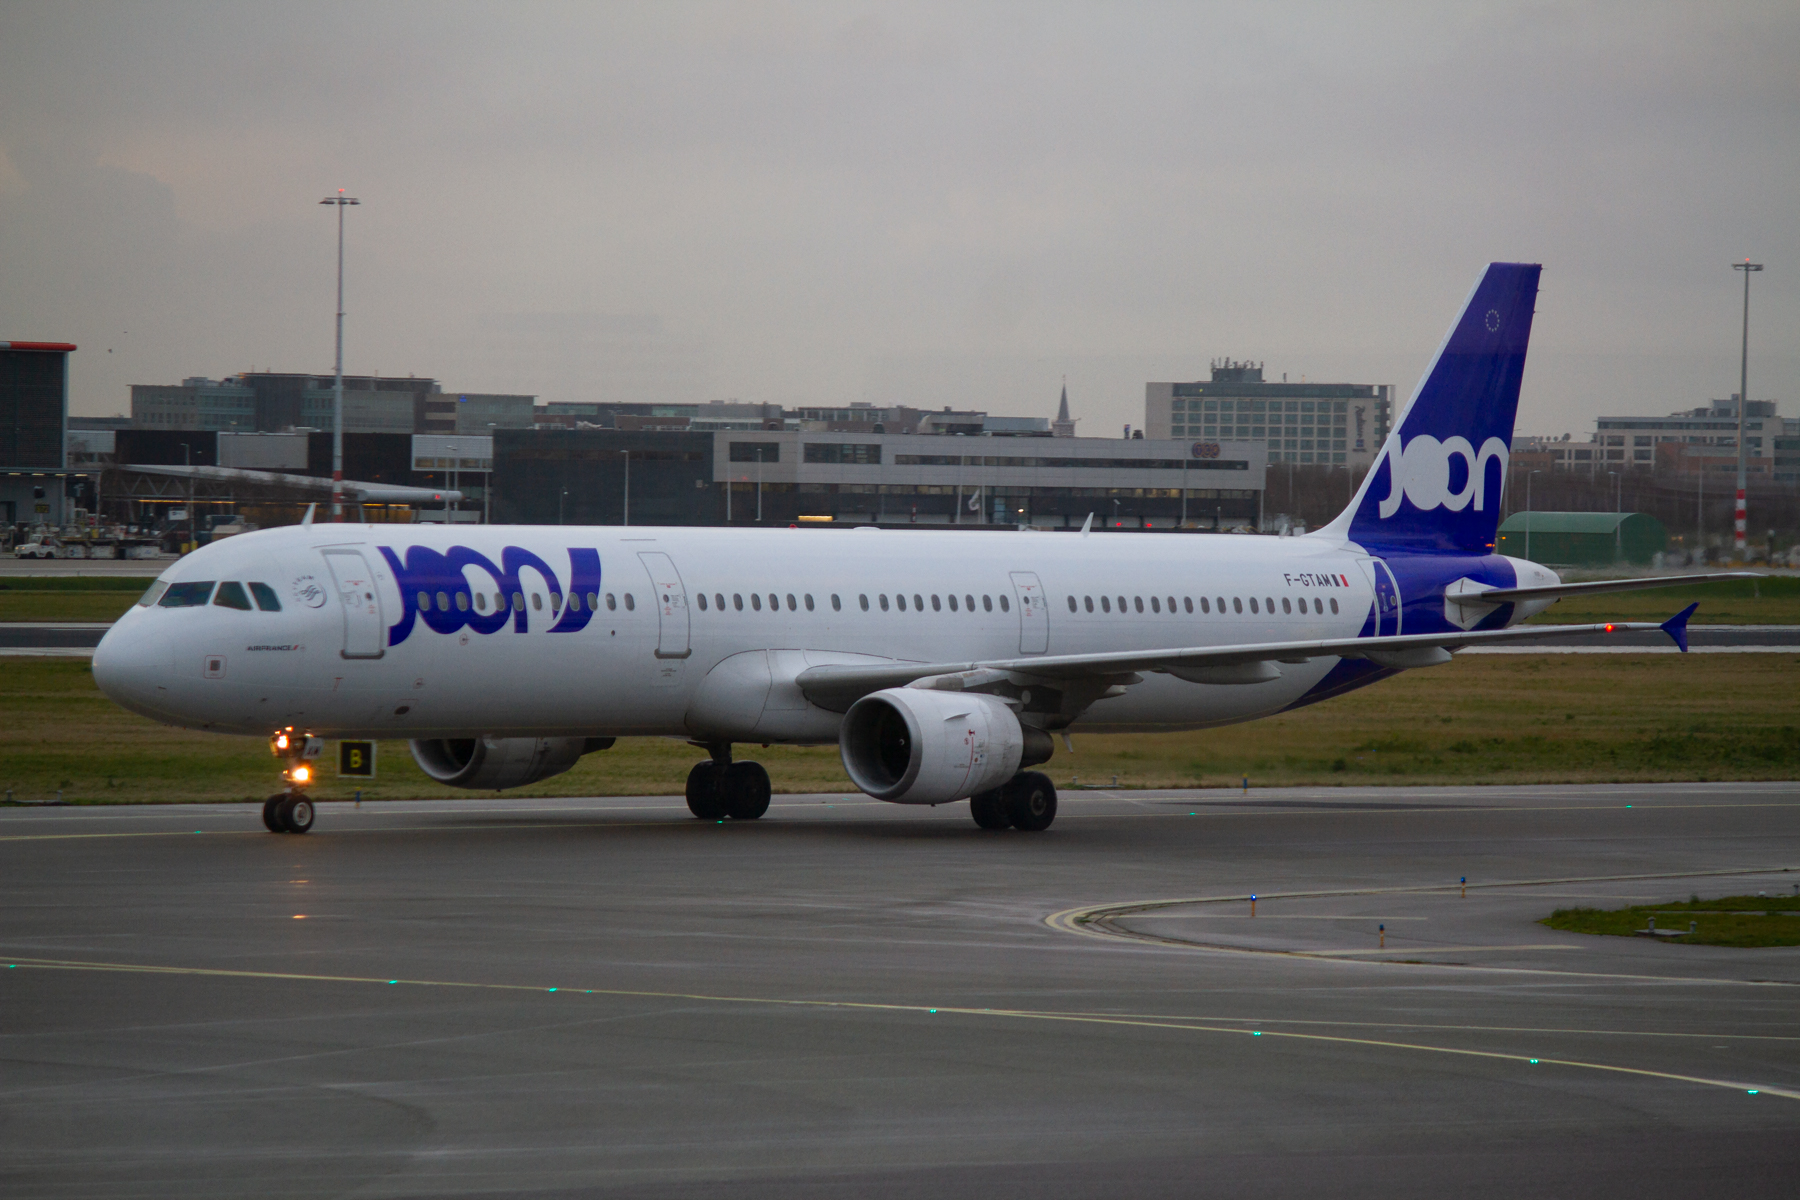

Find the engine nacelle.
xmin=409 ymin=736 xmax=610 ymax=790
xmin=840 ymin=688 xmax=1031 ymax=805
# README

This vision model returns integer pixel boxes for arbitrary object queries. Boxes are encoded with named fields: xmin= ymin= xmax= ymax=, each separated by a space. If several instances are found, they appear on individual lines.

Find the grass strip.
xmin=1541 ymin=894 xmax=1800 ymax=947
xmin=2 ymin=653 xmax=1796 ymax=805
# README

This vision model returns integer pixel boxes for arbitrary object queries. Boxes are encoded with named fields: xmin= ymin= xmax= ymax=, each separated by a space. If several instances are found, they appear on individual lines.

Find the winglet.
xmin=1080 ymin=512 xmax=1093 ymax=538
xmin=301 ymin=503 xmax=316 ymax=527
xmin=1660 ymin=602 xmax=1698 ymax=654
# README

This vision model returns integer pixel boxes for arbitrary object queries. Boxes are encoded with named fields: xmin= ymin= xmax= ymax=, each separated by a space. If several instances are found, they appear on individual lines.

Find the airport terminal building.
xmin=491 ymin=428 xmax=1267 ymax=530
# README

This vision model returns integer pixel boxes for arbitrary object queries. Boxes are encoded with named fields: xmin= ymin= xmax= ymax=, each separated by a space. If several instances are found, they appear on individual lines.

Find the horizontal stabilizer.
xmin=1447 ymin=571 xmax=1763 ymax=608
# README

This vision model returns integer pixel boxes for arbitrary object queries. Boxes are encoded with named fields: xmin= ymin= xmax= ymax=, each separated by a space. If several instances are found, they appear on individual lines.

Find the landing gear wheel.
xmin=685 ymin=762 xmax=728 ymax=820
xmin=262 ymin=794 xmax=287 ymax=833
xmin=275 ymin=793 xmax=315 ymax=834
xmin=723 ymin=761 xmax=771 ymax=820
xmin=969 ymin=788 xmax=1009 ymax=830
xmin=1004 ymin=772 xmax=1057 ymax=832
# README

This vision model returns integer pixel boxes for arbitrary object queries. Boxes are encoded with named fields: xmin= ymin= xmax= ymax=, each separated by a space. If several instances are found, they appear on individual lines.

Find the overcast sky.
xmin=2 ymin=2 xmax=1795 ymax=437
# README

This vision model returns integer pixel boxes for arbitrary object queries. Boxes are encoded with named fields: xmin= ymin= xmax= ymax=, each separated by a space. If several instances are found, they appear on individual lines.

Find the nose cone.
xmin=92 ymin=617 xmax=178 ymax=723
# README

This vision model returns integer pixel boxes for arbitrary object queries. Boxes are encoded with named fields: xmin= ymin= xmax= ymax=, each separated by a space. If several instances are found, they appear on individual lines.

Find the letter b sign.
xmin=338 ymin=740 xmax=376 ymax=779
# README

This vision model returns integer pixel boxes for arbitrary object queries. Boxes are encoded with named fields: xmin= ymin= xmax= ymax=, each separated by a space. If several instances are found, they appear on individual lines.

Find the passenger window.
xmin=1133 ymin=597 xmax=1143 ymax=613
xmin=880 ymin=594 xmax=890 ymax=611
xmin=1101 ymin=596 xmax=1111 ymax=613
xmin=752 ymin=593 xmax=762 ymax=611
xmin=999 ymin=595 xmax=1009 ymax=613
xmin=606 ymin=593 xmax=617 ymax=611
xmin=1084 ymin=596 xmax=1094 ymax=613
xmin=1249 ymin=597 xmax=1258 ymax=614
xmin=1067 ymin=596 xmax=1077 ymax=613
xmin=805 ymin=594 xmax=815 ymax=611
xmin=896 ymin=594 xmax=907 ymax=612
xmin=768 ymin=594 xmax=778 ymax=611
xmin=1116 ymin=596 xmax=1126 ymax=613
xmin=587 ymin=592 xmax=598 ymax=611
xmin=697 ymin=593 xmax=708 ymax=611
xmin=982 ymin=595 xmax=993 ymax=612
xmin=948 ymin=594 xmax=959 ymax=612
xmin=495 ymin=592 xmax=505 ymax=611
xmin=1266 ymin=597 xmax=1275 ymax=613
xmin=624 ymin=594 xmax=635 ymax=611
xmin=964 ymin=595 xmax=975 ymax=612
xmin=732 ymin=593 xmax=743 ymax=611
xmin=439 ymin=592 xmax=452 ymax=612
xmin=513 ymin=592 xmax=525 ymax=611
xmin=137 ymin=580 xmax=170 ymax=607
xmin=475 ymin=592 xmax=488 ymax=612
xmin=248 ymin=582 xmax=282 ymax=612
xmin=1233 ymin=597 xmax=1242 ymax=614
xmin=933 ymin=595 xmax=943 ymax=612
xmin=458 ymin=592 xmax=471 ymax=612
xmin=1184 ymin=597 xmax=1194 ymax=614
xmin=568 ymin=593 xmax=582 ymax=612
xmin=786 ymin=594 xmax=797 ymax=611
xmin=1330 ymin=598 xmax=1339 ymax=614
xmin=530 ymin=593 xmax=542 ymax=612
xmin=1168 ymin=596 xmax=1177 ymax=613
xmin=212 ymin=581 xmax=253 ymax=610
xmin=831 ymin=594 xmax=842 ymax=611
xmin=1219 ymin=596 xmax=1228 ymax=613
xmin=914 ymin=594 xmax=924 ymax=611
xmin=859 ymin=594 xmax=870 ymax=611
xmin=159 ymin=581 xmax=216 ymax=607
xmin=1282 ymin=597 xmax=1291 ymax=614
xmin=1150 ymin=597 xmax=1160 ymax=613
xmin=1200 ymin=597 xmax=1209 ymax=613
xmin=1314 ymin=598 xmax=1323 ymax=614
xmin=715 ymin=593 xmax=725 ymax=611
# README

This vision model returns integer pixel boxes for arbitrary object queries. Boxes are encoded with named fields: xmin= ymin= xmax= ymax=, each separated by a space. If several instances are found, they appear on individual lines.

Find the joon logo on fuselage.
xmin=378 ymin=544 xmax=602 ymax=646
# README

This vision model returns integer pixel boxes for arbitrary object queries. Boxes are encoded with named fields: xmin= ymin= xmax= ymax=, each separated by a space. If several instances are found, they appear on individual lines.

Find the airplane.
xmin=92 ymin=263 xmax=1754 ymax=835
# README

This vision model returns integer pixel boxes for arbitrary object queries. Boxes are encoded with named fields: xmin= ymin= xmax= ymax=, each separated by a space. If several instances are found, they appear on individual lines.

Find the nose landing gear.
xmin=265 ymin=728 xmax=323 ymax=834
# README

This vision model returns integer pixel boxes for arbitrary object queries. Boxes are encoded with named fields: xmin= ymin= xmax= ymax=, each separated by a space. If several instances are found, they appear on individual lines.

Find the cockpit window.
xmin=212 ymin=581 xmax=254 ymax=610
xmin=249 ymin=582 xmax=282 ymax=611
xmin=137 ymin=580 xmax=170 ymax=608
xmin=159 ymin=581 xmax=217 ymax=608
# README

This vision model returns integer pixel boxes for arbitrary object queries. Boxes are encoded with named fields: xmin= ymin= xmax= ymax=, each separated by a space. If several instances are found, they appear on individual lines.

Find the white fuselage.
xmin=95 ymin=522 xmax=1440 ymax=743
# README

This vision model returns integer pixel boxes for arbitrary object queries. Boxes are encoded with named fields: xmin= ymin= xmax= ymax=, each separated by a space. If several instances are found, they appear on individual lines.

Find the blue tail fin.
xmin=1321 ymin=263 xmax=1541 ymax=554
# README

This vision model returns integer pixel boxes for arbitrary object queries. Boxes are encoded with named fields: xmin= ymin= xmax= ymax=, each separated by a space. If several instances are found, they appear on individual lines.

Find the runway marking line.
xmin=4 ymin=955 xmax=1795 ymax=1104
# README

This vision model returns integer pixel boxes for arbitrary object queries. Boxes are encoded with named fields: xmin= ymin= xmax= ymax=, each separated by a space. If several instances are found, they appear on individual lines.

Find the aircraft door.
xmin=1009 ymin=570 xmax=1049 ymax=654
xmin=320 ymin=547 xmax=385 ymax=659
xmin=639 ymin=551 xmax=692 ymax=660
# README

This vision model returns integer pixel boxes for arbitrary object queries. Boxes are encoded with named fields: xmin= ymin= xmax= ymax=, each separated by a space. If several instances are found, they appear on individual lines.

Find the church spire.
xmin=1052 ymin=376 xmax=1077 ymax=438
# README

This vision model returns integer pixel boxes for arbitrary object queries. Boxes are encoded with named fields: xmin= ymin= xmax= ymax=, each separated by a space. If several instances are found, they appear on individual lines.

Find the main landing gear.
xmin=969 ymin=772 xmax=1058 ymax=832
xmin=264 ymin=727 xmax=322 ymax=835
xmin=685 ymin=744 xmax=771 ymax=821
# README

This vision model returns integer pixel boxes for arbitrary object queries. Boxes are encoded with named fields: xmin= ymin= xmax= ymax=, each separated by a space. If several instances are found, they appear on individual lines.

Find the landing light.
xmin=289 ymin=765 xmax=311 ymax=785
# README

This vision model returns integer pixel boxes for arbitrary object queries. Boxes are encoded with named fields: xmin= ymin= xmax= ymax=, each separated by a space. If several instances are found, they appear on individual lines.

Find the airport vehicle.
xmin=13 ymin=534 xmax=66 ymax=559
xmin=92 ymin=263 xmax=1739 ymax=834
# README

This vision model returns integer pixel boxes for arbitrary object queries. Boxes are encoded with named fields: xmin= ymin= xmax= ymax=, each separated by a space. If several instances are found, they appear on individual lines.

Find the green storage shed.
xmin=1495 ymin=511 xmax=1667 ymax=566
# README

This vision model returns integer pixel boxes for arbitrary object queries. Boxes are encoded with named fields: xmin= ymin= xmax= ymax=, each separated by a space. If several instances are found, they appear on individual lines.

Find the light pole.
xmin=1733 ymin=259 xmax=1762 ymax=558
xmin=1525 ymin=469 xmax=1541 ymax=562
xmin=320 ymin=189 xmax=360 ymax=522
xmin=1608 ymin=470 xmax=1622 ymax=563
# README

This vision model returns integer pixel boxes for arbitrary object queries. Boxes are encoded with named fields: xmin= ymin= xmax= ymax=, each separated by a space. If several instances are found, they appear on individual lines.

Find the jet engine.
xmin=409 ymin=736 xmax=613 ymax=791
xmin=839 ymin=688 xmax=1048 ymax=805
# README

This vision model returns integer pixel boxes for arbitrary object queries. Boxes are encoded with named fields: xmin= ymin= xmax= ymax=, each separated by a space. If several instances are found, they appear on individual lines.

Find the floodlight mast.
xmin=320 ymin=190 xmax=360 ymax=521
xmin=1732 ymin=259 xmax=1762 ymax=558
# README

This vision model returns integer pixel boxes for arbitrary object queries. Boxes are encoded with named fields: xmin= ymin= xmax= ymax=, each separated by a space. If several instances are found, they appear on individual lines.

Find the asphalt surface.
xmin=3 ymin=782 xmax=1798 ymax=1198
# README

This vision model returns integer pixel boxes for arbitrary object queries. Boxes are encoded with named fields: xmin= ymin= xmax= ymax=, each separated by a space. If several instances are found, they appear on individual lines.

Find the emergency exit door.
xmin=1010 ymin=570 xmax=1049 ymax=654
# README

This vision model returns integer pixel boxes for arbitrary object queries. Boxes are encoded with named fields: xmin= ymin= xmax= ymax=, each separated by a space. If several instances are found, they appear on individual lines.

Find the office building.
xmin=131 ymin=373 xmax=534 ymax=436
xmin=2 ymin=340 xmax=79 ymax=527
xmin=1145 ymin=361 xmax=1392 ymax=468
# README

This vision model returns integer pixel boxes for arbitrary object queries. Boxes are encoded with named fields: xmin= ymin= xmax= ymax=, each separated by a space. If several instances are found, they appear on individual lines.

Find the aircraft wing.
xmin=795 ymin=609 xmax=1697 ymax=712
xmin=1447 ymin=572 xmax=1760 ymax=608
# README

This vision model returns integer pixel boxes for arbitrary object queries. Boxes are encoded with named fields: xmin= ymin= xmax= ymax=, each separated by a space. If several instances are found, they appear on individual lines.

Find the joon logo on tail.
xmin=378 ymin=545 xmax=603 ymax=646
xmin=1347 ymin=263 xmax=1540 ymax=555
